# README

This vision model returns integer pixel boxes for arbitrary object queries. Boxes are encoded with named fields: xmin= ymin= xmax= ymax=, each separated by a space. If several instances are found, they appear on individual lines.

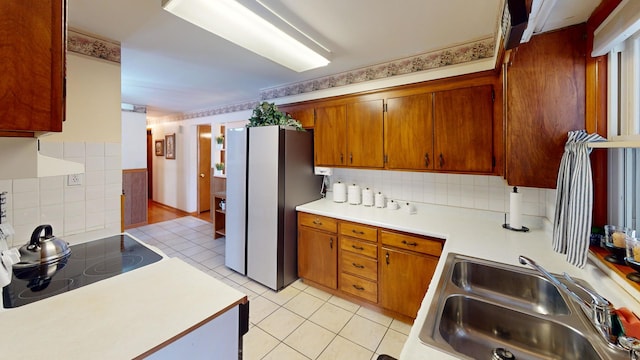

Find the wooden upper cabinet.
xmin=506 ymin=25 xmax=586 ymax=188
xmin=0 ymin=0 xmax=66 ymax=135
xmin=434 ymin=85 xmax=494 ymax=173
xmin=280 ymin=105 xmax=315 ymax=129
xmin=385 ymin=93 xmax=434 ymax=170
xmin=346 ymin=99 xmax=384 ymax=168
xmin=314 ymin=104 xmax=347 ymax=166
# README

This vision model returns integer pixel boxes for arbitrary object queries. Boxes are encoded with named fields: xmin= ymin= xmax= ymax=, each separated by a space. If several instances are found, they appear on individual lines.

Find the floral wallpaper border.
xmin=260 ymin=36 xmax=495 ymax=101
xmin=67 ymin=29 xmax=121 ymax=64
xmin=161 ymin=100 xmax=260 ymax=122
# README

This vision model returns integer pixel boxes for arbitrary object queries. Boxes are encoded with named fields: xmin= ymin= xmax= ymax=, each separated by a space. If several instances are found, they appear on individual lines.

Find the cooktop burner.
xmin=2 ymin=234 xmax=163 ymax=308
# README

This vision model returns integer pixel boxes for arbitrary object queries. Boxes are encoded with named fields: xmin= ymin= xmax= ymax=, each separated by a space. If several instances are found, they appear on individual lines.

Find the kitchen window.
xmin=607 ymin=31 xmax=640 ymax=234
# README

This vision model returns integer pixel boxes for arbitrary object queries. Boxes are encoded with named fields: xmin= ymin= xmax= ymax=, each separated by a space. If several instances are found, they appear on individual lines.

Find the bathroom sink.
xmin=450 ymin=260 xmax=570 ymax=315
xmin=419 ymin=253 xmax=628 ymax=359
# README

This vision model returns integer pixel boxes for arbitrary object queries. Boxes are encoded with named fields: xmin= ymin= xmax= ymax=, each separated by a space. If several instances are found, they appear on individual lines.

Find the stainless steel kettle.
xmin=14 ymin=224 xmax=71 ymax=268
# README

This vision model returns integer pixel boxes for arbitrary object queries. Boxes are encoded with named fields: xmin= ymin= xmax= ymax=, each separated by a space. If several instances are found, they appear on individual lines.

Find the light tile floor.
xmin=127 ymin=217 xmax=409 ymax=360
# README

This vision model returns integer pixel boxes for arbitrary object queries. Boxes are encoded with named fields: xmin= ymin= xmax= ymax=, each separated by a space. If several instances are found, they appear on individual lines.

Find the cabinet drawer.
xmin=299 ymin=212 xmax=337 ymax=233
xmin=340 ymin=251 xmax=377 ymax=281
xmin=380 ymin=231 xmax=443 ymax=257
xmin=340 ymin=272 xmax=377 ymax=303
xmin=339 ymin=222 xmax=377 ymax=242
xmin=340 ymin=237 xmax=377 ymax=259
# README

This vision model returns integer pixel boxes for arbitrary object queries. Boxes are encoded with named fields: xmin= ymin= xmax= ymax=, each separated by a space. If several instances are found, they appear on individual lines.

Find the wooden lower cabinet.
xmin=379 ymin=247 xmax=438 ymax=319
xmin=298 ymin=226 xmax=337 ymax=289
xmin=297 ymin=212 xmax=443 ymax=321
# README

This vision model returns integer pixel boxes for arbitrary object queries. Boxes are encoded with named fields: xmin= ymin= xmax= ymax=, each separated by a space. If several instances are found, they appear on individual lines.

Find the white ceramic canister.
xmin=333 ymin=181 xmax=347 ymax=203
xmin=362 ymin=187 xmax=374 ymax=206
xmin=374 ymin=192 xmax=385 ymax=208
xmin=387 ymin=199 xmax=399 ymax=210
xmin=348 ymin=184 xmax=361 ymax=205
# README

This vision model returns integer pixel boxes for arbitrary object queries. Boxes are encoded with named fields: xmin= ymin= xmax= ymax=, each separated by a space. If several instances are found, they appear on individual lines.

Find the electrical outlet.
xmin=67 ymin=174 xmax=82 ymax=186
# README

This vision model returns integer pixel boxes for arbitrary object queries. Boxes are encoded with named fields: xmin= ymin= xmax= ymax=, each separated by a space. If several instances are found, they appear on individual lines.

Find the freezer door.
xmin=225 ymin=128 xmax=248 ymax=274
xmin=246 ymin=126 xmax=282 ymax=289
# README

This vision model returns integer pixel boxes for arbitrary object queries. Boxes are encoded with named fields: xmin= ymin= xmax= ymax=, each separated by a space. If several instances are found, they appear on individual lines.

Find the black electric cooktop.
xmin=2 ymin=234 xmax=163 ymax=308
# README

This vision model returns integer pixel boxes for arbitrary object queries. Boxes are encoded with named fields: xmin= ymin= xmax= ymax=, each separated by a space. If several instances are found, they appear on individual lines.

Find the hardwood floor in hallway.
xmin=146 ymin=200 xmax=212 ymax=225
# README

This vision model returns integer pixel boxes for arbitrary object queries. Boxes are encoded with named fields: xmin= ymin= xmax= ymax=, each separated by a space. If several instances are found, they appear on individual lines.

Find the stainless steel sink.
xmin=439 ymin=295 xmax=600 ymax=360
xmin=450 ymin=260 xmax=570 ymax=315
xmin=419 ymin=253 xmax=628 ymax=359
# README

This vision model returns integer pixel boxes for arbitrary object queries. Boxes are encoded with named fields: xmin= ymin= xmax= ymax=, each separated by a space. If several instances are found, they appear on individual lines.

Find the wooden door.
xmin=314 ymin=105 xmax=347 ymax=166
xmin=197 ymin=125 xmax=211 ymax=213
xmin=346 ymin=99 xmax=384 ymax=168
xmin=385 ymin=93 xmax=434 ymax=170
xmin=434 ymin=86 xmax=494 ymax=173
xmin=146 ymin=129 xmax=153 ymax=199
xmin=379 ymin=247 xmax=437 ymax=318
xmin=298 ymin=227 xmax=337 ymax=289
xmin=123 ymin=169 xmax=148 ymax=228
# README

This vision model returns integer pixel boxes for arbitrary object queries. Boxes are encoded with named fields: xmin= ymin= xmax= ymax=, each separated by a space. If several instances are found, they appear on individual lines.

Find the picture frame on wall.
xmin=154 ymin=140 xmax=164 ymax=156
xmin=165 ymin=133 xmax=176 ymax=159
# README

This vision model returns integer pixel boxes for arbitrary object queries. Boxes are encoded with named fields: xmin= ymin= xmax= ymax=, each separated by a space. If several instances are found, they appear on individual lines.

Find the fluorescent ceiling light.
xmin=162 ymin=0 xmax=330 ymax=72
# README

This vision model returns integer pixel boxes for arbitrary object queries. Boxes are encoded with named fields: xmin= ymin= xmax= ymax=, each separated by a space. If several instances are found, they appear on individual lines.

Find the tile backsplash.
xmin=0 ymin=141 xmax=121 ymax=247
xmin=331 ymin=168 xmax=556 ymax=220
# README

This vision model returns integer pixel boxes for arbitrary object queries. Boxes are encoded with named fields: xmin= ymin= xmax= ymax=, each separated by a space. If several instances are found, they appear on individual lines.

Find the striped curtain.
xmin=552 ymin=130 xmax=605 ymax=268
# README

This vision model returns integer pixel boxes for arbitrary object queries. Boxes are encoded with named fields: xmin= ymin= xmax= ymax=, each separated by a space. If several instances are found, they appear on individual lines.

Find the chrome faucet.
xmin=518 ymin=255 xmax=617 ymax=345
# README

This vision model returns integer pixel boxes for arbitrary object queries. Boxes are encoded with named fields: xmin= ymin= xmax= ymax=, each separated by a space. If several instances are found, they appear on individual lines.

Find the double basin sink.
xmin=419 ymin=253 xmax=628 ymax=359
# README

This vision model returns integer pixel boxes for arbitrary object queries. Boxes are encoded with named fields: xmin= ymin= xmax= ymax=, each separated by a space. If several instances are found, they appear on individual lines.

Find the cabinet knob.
xmin=340 ymin=153 xmax=344 ymax=164
xmin=350 ymin=153 xmax=353 ymax=164
xmin=439 ymin=153 xmax=444 ymax=168
xmin=425 ymin=153 xmax=430 ymax=167
xmin=200 ymin=173 xmax=205 ymax=178
xmin=385 ymin=252 xmax=390 ymax=265
xmin=329 ymin=237 xmax=334 ymax=249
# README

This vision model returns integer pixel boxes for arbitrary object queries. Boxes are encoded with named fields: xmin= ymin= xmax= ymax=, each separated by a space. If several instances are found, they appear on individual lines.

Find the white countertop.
xmin=0 ymin=257 xmax=247 ymax=359
xmin=296 ymin=198 xmax=640 ymax=359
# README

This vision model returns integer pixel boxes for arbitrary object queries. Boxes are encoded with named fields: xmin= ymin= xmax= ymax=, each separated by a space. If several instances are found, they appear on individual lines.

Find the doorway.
xmin=197 ymin=125 xmax=212 ymax=216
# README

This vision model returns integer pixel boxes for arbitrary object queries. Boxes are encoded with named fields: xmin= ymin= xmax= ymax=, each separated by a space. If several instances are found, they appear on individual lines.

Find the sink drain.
xmin=491 ymin=348 xmax=515 ymax=360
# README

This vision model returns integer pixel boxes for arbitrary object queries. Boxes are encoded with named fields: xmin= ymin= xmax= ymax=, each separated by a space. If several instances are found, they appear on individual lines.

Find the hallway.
xmin=146 ymin=200 xmax=212 ymax=225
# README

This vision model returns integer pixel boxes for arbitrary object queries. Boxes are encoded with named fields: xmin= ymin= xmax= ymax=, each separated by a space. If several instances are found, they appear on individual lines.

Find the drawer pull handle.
xmin=351 ymin=245 xmax=364 ymax=251
xmin=352 ymin=284 xmax=365 ymax=291
xmin=351 ymin=229 xmax=365 ymax=235
xmin=352 ymin=262 xmax=365 ymax=269
xmin=402 ymin=240 xmax=418 ymax=247
xmin=330 ymin=237 xmax=334 ymax=249
xmin=313 ymin=219 xmax=323 ymax=225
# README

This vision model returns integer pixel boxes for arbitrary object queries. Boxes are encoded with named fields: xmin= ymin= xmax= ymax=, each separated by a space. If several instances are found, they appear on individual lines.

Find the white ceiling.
xmin=67 ymin=0 xmax=600 ymax=118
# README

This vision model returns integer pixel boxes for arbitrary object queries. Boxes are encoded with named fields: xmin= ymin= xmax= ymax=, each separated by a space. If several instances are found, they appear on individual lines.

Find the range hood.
xmin=0 ymin=138 xmax=84 ymax=179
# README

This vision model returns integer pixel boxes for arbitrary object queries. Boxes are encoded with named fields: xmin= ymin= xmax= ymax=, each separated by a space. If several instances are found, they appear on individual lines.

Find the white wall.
xmin=121 ymin=111 xmax=147 ymax=170
xmin=0 ymin=53 xmax=121 ymax=245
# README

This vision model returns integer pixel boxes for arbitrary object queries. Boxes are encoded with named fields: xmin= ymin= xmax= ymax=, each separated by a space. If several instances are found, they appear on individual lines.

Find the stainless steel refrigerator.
xmin=225 ymin=126 xmax=322 ymax=291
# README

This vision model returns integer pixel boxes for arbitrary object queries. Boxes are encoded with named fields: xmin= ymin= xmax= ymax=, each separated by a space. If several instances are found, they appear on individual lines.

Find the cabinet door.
xmin=506 ymin=26 xmax=585 ymax=188
xmin=314 ymin=105 xmax=347 ymax=166
xmin=298 ymin=227 xmax=337 ymax=289
xmin=433 ymin=86 xmax=494 ymax=173
xmin=385 ymin=93 xmax=434 ymax=170
xmin=380 ymin=247 xmax=437 ymax=318
xmin=346 ymin=100 xmax=384 ymax=168
xmin=281 ymin=105 xmax=315 ymax=129
xmin=0 ymin=0 xmax=65 ymax=133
